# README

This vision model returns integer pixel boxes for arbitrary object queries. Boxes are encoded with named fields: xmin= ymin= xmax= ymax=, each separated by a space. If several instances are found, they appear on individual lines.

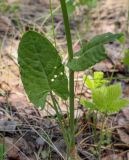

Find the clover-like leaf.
xmin=18 ymin=31 xmax=68 ymax=108
xmin=80 ymin=99 xmax=96 ymax=109
xmin=82 ymin=83 xmax=129 ymax=114
xmin=84 ymin=71 xmax=108 ymax=90
xmin=92 ymin=83 xmax=129 ymax=113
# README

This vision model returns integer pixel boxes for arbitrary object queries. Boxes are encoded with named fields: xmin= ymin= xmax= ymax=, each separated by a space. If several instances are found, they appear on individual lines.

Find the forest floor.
xmin=1 ymin=0 xmax=129 ymax=159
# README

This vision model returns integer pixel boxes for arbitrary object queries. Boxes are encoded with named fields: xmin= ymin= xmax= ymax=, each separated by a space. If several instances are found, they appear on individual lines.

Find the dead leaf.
xmin=93 ymin=60 xmax=113 ymax=72
xmin=0 ymin=16 xmax=13 ymax=34
xmin=102 ymin=154 xmax=123 ymax=160
xmin=117 ymin=129 xmax=129 ymax=144
xmin=36 ymin=137 xmax=45 ymax=149
xmin=5 ymin=137 xmax=35 ymax=160
xmin=0 ymin=120 xmax=17 ymax=133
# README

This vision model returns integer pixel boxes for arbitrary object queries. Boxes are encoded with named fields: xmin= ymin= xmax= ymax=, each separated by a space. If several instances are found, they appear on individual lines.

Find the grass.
xmin=0 ymin=0 xmax=19 ymax=14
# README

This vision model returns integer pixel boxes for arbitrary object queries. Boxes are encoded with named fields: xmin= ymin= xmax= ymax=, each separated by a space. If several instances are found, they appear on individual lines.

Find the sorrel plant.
xmin=18 ymin=1 xmax=123 ymax=159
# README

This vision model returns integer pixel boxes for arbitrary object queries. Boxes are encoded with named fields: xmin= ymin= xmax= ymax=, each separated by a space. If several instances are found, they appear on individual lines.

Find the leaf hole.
xmin=60 ymin=72 xmax=63 ymax=75
xmin=54 ymin=75 xmax=57 ymax=78
xmin=51 ymin=79 xmax=54 ymax=82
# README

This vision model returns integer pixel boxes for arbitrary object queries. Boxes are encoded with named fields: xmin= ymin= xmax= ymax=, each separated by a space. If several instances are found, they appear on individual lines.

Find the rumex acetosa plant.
xmin=18 ymin=1 xmax=123 ymax=159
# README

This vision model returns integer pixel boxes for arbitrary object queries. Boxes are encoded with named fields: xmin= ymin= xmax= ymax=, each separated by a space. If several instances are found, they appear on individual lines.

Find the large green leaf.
xmin=76 ymin=32 xmax=123 ymax=57
xmin=18 ymin=31 xmax=68 ymax=107
xmin=68 ymin=32 xmax=123 ymax=71
xmin=68 ymin=45 xmax=106 ymax=71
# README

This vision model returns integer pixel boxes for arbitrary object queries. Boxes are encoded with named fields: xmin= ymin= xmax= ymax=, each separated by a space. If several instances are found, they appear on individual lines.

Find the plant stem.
xmin=49 ymin=0 xmax=57 ymax=47
xmin=60 ymin=0 xmax=75 ymax=149
xmin=98 ymin=114 xmax=106 ymax=160
xmin=50 ymin=92 xmax=68 ymax=138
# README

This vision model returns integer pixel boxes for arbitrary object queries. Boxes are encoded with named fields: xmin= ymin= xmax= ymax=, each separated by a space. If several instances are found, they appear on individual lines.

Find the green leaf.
xmin=94 ymin=71 xmax=104 ymax=81
xmin=75 ymin=33 xmax=123 ymax=57
xmin=117 ymin=33 xmax=125 ymax=44
xmin=93 ymin=71 xmax=108 ymax=88
xmin=68 ymin=45 xmax=106 ymax=71
xmin=79 ymin=0 xmax=97 ymax=8
xmin=68 ymin=33 xmax=123 ymax=71
xmin=66 ymin=0 xmax=75 ymax=15
xmin=92 ymin=83 xmax=129 ymax=113
xmin=18 ymin=31 xmax=69 ymax=108
xmin=80 ymin=99 xmax=96 ymax=109
xmin=123 ymin=49 xmax=129 ymax=66
xmin=84 ymin=71 xmax=108 ymax=90
xmin=83 ymin=75 xmax=94 ymax=90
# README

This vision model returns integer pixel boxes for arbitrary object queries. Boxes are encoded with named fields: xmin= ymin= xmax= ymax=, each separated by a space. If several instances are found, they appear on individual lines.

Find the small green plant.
xmin=82 ymin=71 xmax=129 ymax=113
xmin=81 ymin=82 xmax=129 ymax=159
xmin=83 ymin=71 xmax=108 ymax=90
xmin=66 ymin=0 xmax=75 ymax=15
xmin=0 ymin=0 xmax=19 ymax=14
xmin=66 ymin=0 xmax=97 ymax=15
xmin=18 ymin=1 xmax=123 ymax=159
xmin=81 ymin=83 xmax=129 ymax=113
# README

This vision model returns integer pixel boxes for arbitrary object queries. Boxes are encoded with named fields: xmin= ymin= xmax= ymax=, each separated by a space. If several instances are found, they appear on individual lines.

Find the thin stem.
xmin=50 ymin=92 xmax=62 ymax=123
xmin=60 ymin=0 xmax=75 ymax=148
xmin=49 ymin=0 xmax=57 ymax=47
xmin=40 ymin=5 xmax=60 ymax=26
xmin=98 ymin=114 xmax=106 ymax=160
